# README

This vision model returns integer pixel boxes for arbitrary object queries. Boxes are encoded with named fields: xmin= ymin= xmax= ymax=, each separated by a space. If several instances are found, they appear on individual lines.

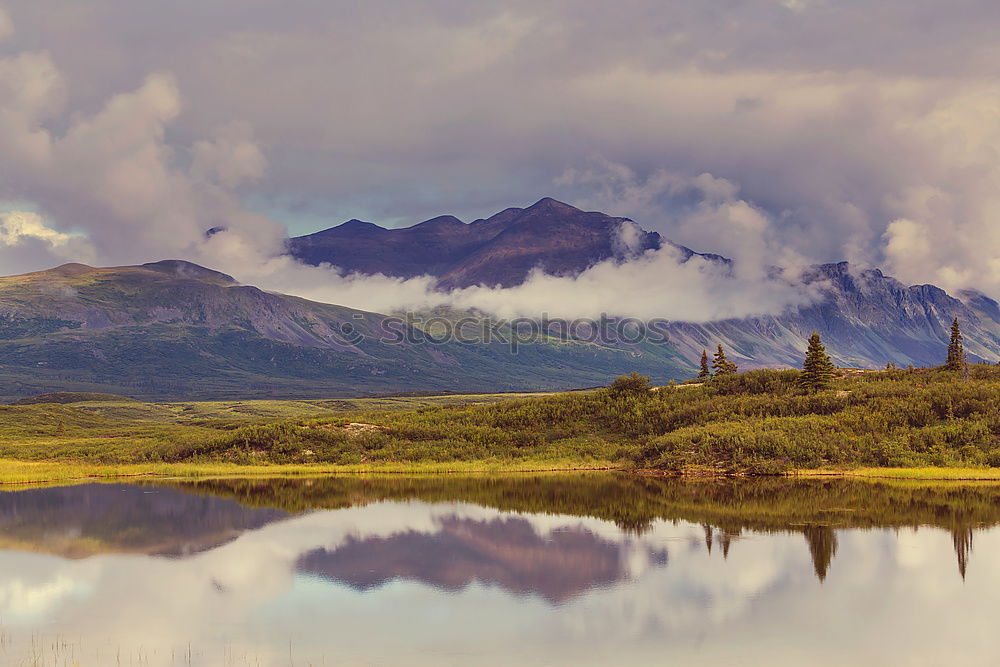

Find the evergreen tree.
xmin=698 ymin=349 xmax=711 ymax=379
xmin=946 ymin=318 xmax=966 ymax=372
xmin=712 ymin=344 xmax=738 ymax=376
xmin=799 ymin=331 xmax=835 ymax=391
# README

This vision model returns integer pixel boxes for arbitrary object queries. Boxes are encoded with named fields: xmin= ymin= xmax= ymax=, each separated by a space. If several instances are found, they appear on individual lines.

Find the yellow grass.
xmin=2 ymin=459 xmax=999 ymax=488
xmin=0 ymin=459 xmax=621 ymax=486
xmin=798 ymin=466 xmax=1000 ymax=480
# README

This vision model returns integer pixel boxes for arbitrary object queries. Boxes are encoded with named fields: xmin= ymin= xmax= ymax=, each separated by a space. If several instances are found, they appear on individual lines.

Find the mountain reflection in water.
xmin=298 ymin=514 xmax=668 ymax=602
xmin=0 ymin=474 xmax=995 ymax=665
xmin=0 ymin=483 xmax=287 ymax=557
xmin=166 ymin=474 xmax=1000 ymax=582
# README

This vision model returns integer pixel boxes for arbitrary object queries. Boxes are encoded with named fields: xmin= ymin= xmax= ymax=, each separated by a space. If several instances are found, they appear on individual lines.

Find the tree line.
xmin=689 ymin=317 xmax=970 ymax=392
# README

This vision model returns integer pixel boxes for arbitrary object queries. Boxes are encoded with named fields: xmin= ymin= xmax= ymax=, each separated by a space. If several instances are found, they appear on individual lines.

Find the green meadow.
xmin=0 ymin=365 xmax=997 ymax=482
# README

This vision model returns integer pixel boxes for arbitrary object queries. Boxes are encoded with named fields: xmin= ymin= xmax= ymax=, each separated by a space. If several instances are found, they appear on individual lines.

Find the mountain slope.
xmin=0 ymin=261 xmax=691 ymax=401
xmin=659 ymin=262 xmax=1000 ymax=370
xmin=287 ymin=197 xmax=662 ymax=288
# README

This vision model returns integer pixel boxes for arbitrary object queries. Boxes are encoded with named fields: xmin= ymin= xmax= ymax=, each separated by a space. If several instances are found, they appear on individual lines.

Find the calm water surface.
xmin=0 ymin=474 xmax=997 ymax=665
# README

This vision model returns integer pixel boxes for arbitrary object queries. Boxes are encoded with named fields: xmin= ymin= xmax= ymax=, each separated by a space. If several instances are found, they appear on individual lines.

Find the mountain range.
xmin=288 ymin=196 xmax=1000 ymax=366
xmin=0 ymin=199 xmax=997 ymax=401
xmin=287 ymin=197 xmax=664 ymax=289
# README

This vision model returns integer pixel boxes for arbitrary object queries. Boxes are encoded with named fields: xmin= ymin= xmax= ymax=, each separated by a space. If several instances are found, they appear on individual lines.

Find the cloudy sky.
xmin=1 ymin=0 xmax=999 ymax=309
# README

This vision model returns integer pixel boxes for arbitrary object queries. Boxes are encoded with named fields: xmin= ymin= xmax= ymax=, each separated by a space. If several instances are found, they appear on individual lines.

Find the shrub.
xmin=708 ymin=369 xmax=801 ymax=396
xmin=608 ymin=372 xmax=653 ymax=396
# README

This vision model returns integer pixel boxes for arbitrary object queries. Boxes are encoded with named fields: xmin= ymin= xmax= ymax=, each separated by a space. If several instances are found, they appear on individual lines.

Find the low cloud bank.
xmin=201 ymin=229 xmax=816 ymax=323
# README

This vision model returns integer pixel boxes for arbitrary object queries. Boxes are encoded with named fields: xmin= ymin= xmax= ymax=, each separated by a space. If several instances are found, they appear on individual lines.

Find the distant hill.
xmin=0 ymin=260 xmax=690 ymax=401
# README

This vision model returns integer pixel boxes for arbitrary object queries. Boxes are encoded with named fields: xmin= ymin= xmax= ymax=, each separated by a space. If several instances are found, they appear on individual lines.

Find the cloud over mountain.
xmin=0 ymin=0 xmax=998 ymax=311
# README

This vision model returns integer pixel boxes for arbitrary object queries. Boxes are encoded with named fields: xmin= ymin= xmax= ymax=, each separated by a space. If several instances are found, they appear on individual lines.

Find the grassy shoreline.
xmin=2 ymin=366 xmax=998 ymax=480
xmin=0 ymin=459 xmax=623 ymax=486
xmin=5 ymin=460 xmax=1000 ymax=487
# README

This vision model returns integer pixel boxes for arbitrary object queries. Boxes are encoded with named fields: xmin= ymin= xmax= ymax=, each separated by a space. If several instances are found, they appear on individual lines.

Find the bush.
xmin=985 ymin=450 xmax=1000 ymax=467
xmin=708 ymin=369 xmax=801 ymax=396
xmin=608 ymin=372 xmax=653 ymax=396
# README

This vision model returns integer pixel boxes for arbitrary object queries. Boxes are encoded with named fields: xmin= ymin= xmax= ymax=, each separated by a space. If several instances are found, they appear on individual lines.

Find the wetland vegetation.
xmin=0 ymin=364 xmax=997 ymax=479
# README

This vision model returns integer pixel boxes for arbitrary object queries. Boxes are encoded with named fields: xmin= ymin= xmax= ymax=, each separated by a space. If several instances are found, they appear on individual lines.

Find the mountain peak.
xmin=525 ymin=197 xmax=579 ymax=213
xmin=49 ymin=263 xmax=96 ymax=277
xmin=140 ymin=260 xmax=238 ymax=285
xmin=336 ymin=219 xmax=385 ymax=233
xmin=413 ymin=215 xmax=465 ymax=230
xmin=288 ymin=197 xmax=660 ymax=288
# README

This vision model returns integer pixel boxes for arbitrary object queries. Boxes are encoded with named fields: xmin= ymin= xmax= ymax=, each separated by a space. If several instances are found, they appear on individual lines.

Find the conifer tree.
xmin=698 ymin=349 xmax=711 ymax=379
xmin=712 ymin=344 xmax=737 ymax=376
xmin=799 ymin=331 xmax=835 ymax=391
xmin=946 ymin=318 xmax=966 ymax=372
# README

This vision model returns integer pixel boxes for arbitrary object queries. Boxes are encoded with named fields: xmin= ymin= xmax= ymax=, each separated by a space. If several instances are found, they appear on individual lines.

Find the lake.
xmin=0 ymin=474 xmax=996 ymax=665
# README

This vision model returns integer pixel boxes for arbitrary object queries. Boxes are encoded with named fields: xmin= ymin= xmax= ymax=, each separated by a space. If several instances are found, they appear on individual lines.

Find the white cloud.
xmin=0 ymin=33 xmax=821 ymax=322
xmin=0 ymin=210 xmax=71 ymax=246
xmin=0 ymin=574 xmax=84 ymax=619
xmin=0 ymin=50 xmax=64 ymax=166
xmin=191 ymin=120 xmax=266 ymax=189
xmin=0 ymin=0 xmax=998 ymax=312
xmin=0 ymin=6 xmax=12 ymax=41
xmin=447 ymin=244 xmax=812 ymax=321
xmin=0 ymin=210 xmax=95 ymax=273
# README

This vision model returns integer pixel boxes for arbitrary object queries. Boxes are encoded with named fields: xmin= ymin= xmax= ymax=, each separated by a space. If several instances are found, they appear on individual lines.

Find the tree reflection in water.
xmin=160 ymin=474 xmax=1000 ymax=583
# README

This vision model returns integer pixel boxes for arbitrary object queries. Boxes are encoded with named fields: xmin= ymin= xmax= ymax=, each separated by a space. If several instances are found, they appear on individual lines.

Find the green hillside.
xmin=0 ymin=262 xmax=693 ymax=401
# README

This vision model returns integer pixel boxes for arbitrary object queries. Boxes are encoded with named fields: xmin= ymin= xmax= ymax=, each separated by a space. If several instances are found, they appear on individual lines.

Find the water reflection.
xmin=0 ymin=483 xmax=286 ymax=557
xmin=0 ymin=475 xmax=996 ymax=665
xmin=166 ymin=474 xmax=1000 ymax=582
xmin=297 ymin=515 xmax=668 ymax=603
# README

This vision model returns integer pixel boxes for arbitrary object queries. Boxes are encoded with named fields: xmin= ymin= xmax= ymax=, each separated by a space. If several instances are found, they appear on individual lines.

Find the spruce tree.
xmin=698 ymin=349 xmax=711 ymax=379
xmin=799 ymin=331 xmax=835 ymax=391
xmin=946 ymin=318 xmax=966 ymax=372
xmin=712 ymin=344 xmax=737 ymax=376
